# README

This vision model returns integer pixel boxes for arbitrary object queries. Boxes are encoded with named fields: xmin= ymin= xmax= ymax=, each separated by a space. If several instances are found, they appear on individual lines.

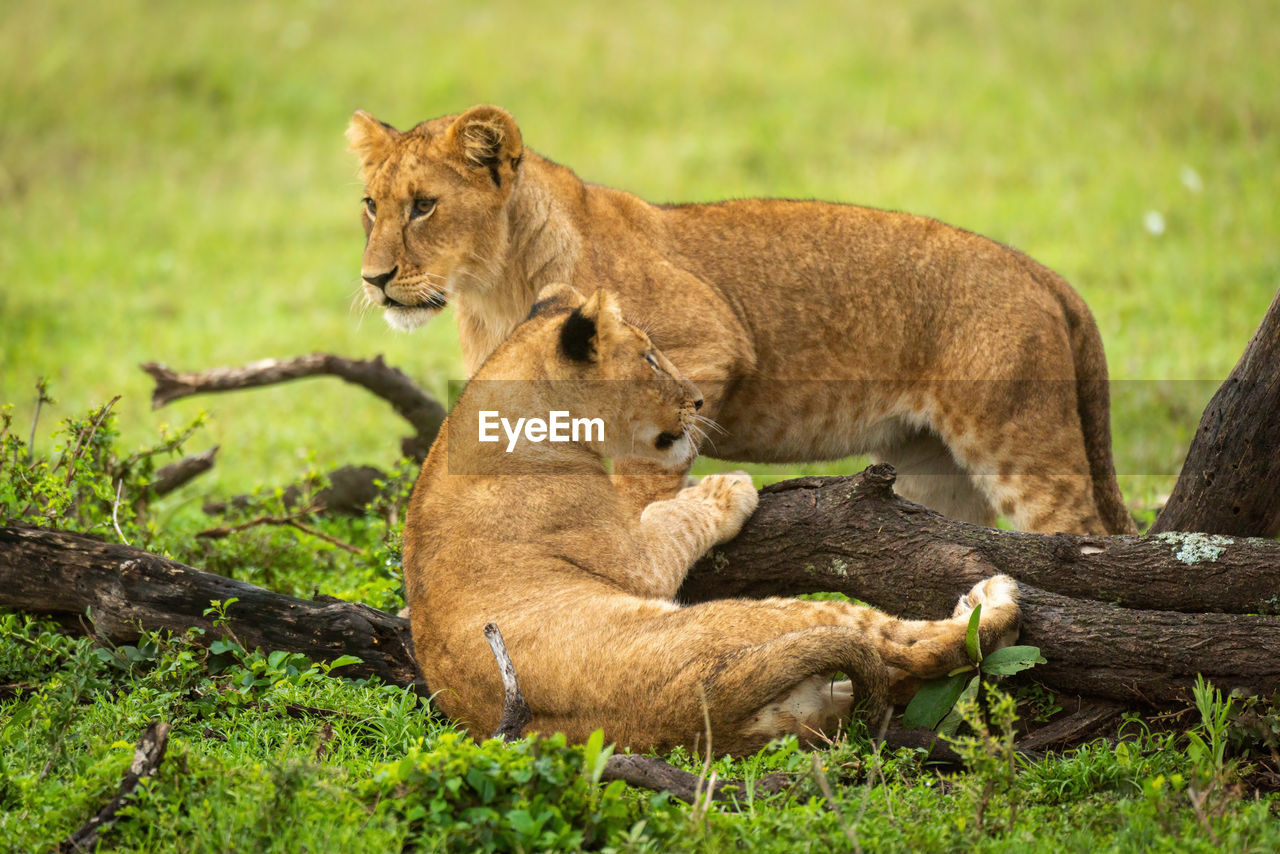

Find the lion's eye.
xmin=363 ymin=197 xmax=377 ymax=219
xmin=411 ymin=198 xmax=437 ymax=219
xmin=644 ymin=353 xmax=660 ymax=372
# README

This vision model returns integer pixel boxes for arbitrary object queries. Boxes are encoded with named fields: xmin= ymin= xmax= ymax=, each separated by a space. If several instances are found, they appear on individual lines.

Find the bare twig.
xmin=484 ymin=622 xmax=533 ymax=741
xmin=690 ymin=687 xmax=716 ymax=826
xmin=195 ymin=513 xmax=364 ymax=555
xmin=27 ymin=378 xmax=53 ymax=463
xmin=60 ymin=720 xmax=171 ymax=853
xmin=141 ymin=354 xmax=445 ymax=460
xmin=111 ymin=479 xmax=129 ymax=546
xmin=600 ymin=754 xmax=791 ymax=805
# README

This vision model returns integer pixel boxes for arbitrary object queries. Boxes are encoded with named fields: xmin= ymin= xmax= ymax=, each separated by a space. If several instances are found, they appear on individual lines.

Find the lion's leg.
xmin=630 ymin=471 xmax=757 ymax=599
xmin=685 ymin=576 xmax=1019 ymax=748
xmin=876 ymin=428 xmax=998 ymax=527
xmin=611 ymin=457 xmax=690 ymax=519
xmin=932 ymin=389 xmax=1109 ymax=535
xmin=717 ymin=576 xmax=1019 ymax=705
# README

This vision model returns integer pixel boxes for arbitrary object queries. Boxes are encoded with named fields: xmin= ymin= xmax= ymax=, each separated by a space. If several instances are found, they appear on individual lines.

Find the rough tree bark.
xmin=5 ymin=463 xmax=1280 ymax=706
xmin=679 ymin=466 xmax=1280 ymax=703
xmin=1150 ymin=287 xmax=1280 ymax=538
xmin=0 ymin=526 xmax=420 ymax=690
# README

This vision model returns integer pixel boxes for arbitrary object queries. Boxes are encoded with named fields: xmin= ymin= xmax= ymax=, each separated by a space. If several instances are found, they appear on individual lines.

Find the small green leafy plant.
xmin=365 ymin=730 xmax=641 ymax=852
xmin=901 ymin=604 xmax=1046 ymax=733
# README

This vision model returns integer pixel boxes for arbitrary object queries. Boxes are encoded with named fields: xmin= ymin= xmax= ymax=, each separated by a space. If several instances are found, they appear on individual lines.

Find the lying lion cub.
xmin=349 ymin=105 xmax=1135 ymax=536
xmin=403 ymin=283 xmax=1020 ymax=755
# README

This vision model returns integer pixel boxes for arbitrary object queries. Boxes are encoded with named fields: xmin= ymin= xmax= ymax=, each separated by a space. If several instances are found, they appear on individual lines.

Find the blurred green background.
xmin=2 ymin=0 xmax=1277 ymax=513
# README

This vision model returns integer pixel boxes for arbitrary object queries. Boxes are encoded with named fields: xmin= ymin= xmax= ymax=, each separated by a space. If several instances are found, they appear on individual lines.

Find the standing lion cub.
xmin=349 ymin=105 xmax=1135 ymax=535
xmin=403 ymin=283 xmax=1019 ymax=754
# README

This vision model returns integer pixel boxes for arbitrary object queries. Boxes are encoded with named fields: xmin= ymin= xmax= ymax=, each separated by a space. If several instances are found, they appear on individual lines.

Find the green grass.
xmin=3 ymin=0 xmax=1278 ymax=509
xmin=5 ymin=609 xmax=1280 ymax=853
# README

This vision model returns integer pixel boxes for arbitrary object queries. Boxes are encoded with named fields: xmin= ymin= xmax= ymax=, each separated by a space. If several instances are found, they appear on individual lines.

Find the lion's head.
xmin=346 ymin=105 xmax=523 ymax=332
xmin=468 ymin=284 xmax=705 ymax=468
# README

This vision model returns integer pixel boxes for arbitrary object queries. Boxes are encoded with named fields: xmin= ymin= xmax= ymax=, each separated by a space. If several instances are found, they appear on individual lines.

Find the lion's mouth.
xmin=386 ymin=292 xmax=448 ymax=311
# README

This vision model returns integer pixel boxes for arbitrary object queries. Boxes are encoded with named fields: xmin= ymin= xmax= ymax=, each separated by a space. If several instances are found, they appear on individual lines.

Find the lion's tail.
xmin=702 ymin=626 xmax=888 ymax=734
xmin=1044 ymin=270 xmax=1136 ymax=534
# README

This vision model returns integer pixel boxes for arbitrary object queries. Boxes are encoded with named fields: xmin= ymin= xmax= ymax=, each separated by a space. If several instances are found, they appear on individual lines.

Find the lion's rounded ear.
xmin=447 ymin=105 xmax=523 ymax=188
xmin=580 ymin=288 xmax=623 ymax=326
xmin=347 ymin=111 xmax=399 ymax=176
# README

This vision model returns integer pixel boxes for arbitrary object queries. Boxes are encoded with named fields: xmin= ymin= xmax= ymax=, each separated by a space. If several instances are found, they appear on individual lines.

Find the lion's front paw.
xmin=694 ymin=471 xmax=758 ymax=540
xmin=697 ymin=470 xmax=759 ymax=514
xmin=953 ymin=574 xmax=1018 ymax=616
xmin=953 ymin=574 xmax=1020 ymax=651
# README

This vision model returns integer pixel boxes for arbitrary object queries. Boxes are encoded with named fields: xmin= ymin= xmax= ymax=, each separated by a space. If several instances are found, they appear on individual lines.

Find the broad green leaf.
xmin=328 ymin=655 xmax=363 ymax=670
xmin=965 ymin=603 xmax=983 ymax=663
xmin=583 ymin=728 xmax=614 ymax=785
xmin=979 ymin=645 xmax=1046 ymax=675
xmin=936 ymin=676 xmax=981 ymax=737
xmin=903 ymin=671 xmax=970 ymax=730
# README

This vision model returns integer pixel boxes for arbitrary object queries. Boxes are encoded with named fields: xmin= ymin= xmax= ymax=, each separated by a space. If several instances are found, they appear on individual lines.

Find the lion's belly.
xmin=708 ymin=379 xmax=916 ymax=463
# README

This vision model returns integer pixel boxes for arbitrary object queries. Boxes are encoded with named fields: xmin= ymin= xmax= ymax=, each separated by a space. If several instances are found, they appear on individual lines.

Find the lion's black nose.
xmin=694 ymin=398 xmax=704 ymax=411
xmin=362 ymin=266 xmax=398 ymax=291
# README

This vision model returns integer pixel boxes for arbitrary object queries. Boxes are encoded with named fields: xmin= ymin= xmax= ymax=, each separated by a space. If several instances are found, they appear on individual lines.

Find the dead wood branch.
xmin=195 ymin=512 xmax=364 ymax=555
xmin=141 ymin=354 xmax=445 ymax=460
xmin=7 ymin=453 xmax=1280 ymax=706
xmin=600 ymin=754 xmax=791 ymax=804
xmin=148 ymin=447 xmax=219 ymax=497
xmin=202 ymin=464 xmax=394 ymax=518
xmin=680 ymin=465 xmax=1280 ymax=618
xmin=1152 ymin=287 xmax=1280 ymax=537
xmin=485 ymin=622 xmax=533 ymax=742
xmin=61 ymin=720 xmax=170 ymax=853
xmin=0 ymin=526 xmax=420 ymax=689
xmin=676 ymin=465 xmax=1280 ymax=703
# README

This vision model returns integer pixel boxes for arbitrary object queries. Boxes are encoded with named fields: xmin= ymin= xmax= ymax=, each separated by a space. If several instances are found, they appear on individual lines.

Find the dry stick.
xmin=484 ymin=622 xmax=533 ymax=742
xmin=111 ymin=479 xmax=129 ymax=546
xmin=60 ymin=720 xmax=170 ymax=853
xmin=195 ymin=513 xmax=364 ymax=555
xmin=27 ymin=378 xmax=53 ymax=462
xmin=141 ymin=354 xmax=446 ymax=461
xmin=690 ymin=688 xmax=718 ymax=827
xmin=148 ymin=447 xmax=219 ymax=497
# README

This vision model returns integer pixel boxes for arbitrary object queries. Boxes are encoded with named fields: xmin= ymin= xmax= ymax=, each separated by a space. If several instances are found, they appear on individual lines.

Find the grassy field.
xmin=3 ymin=0 xmax=1278 ymax=507
xmin=3 ymin=0 xmax=1280 ymax=850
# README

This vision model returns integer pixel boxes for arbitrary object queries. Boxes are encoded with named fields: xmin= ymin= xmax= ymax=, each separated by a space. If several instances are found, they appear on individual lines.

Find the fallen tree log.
xmin=5 ymin=464 xmax=1280 ymax=705
xmin=0 ymin=526 xmax=420 ymax=690
xmin=680 ymin=466 xmax=1280 ymax=616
